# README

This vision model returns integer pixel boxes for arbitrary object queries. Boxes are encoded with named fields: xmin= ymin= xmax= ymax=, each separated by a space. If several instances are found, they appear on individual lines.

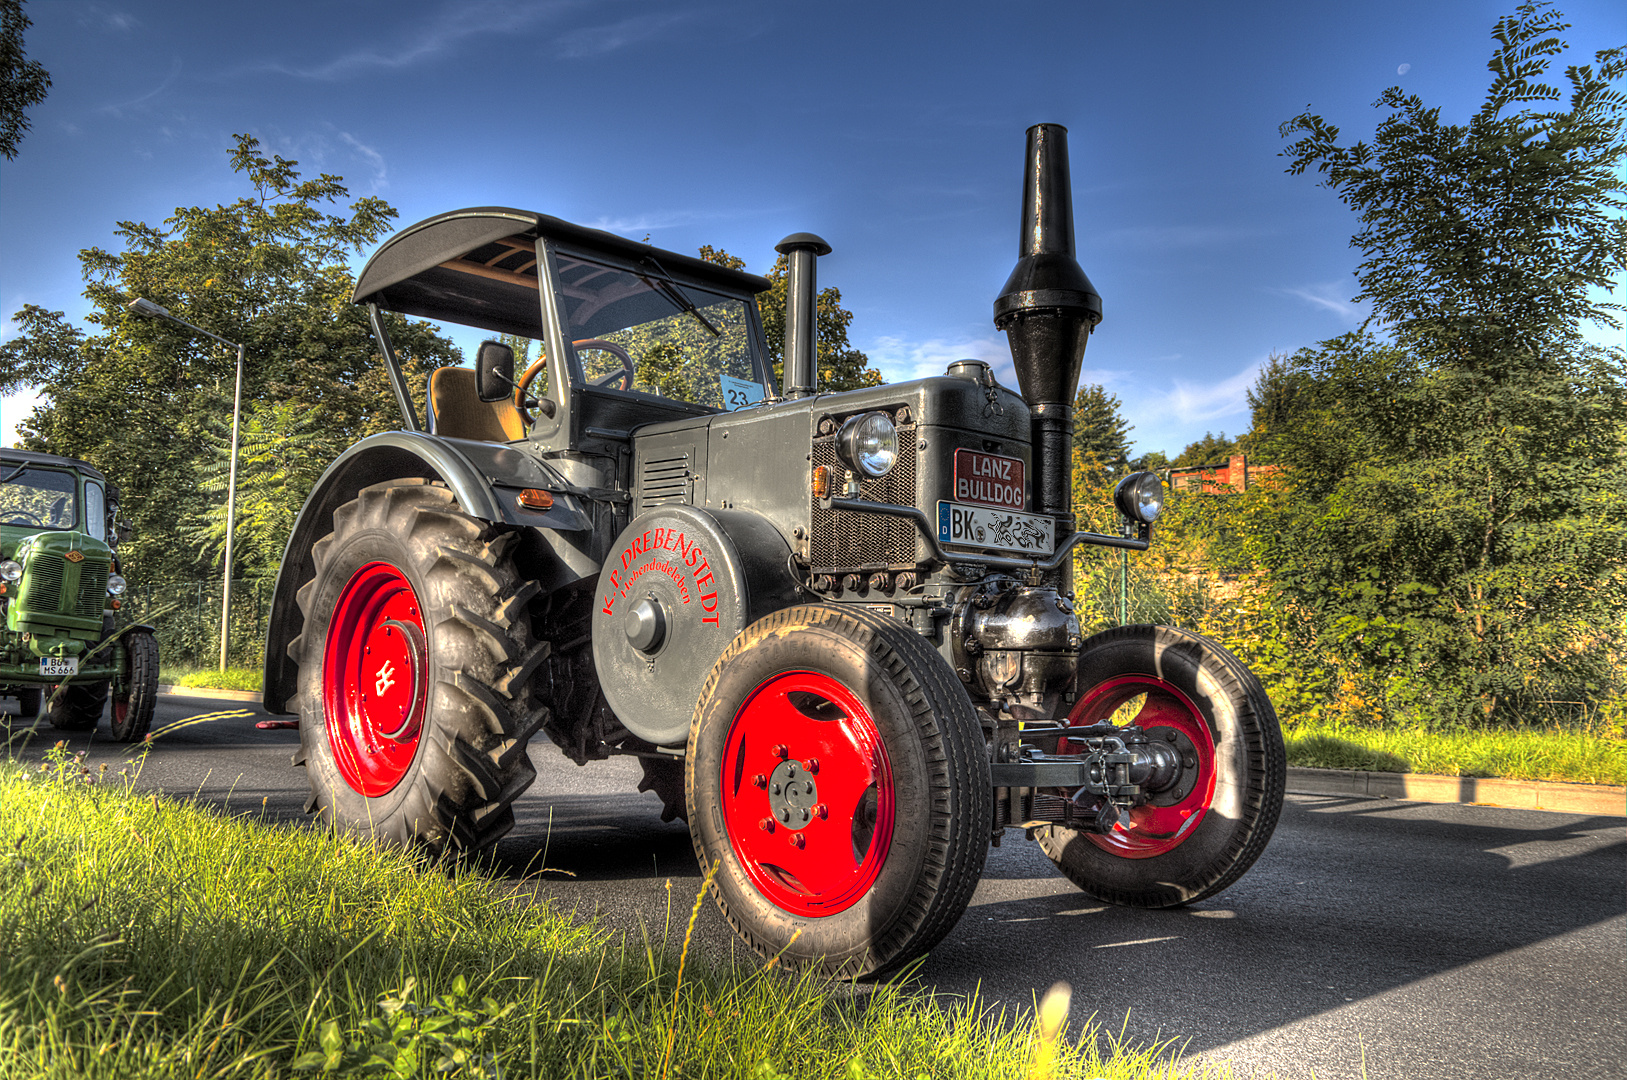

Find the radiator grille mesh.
xmin=809 ymin=424 xmax=918 ymax=571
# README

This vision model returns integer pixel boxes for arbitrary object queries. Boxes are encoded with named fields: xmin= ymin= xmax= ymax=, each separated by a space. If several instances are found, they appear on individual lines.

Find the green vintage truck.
xmin=1 ymin=448 xmax=159 ymax=739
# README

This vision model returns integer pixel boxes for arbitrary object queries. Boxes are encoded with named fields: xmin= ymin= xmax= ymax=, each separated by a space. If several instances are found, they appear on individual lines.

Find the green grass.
xmin=1284 ymin=719 xmax=1627 ymax=787
xmin=160 ymin=666 xmax=263 ymax=692
xmin=0 ymin=752 xmax=1231 ymax=1080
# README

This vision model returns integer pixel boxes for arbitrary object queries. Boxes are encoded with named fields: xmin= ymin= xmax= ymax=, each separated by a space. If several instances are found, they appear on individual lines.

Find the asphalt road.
xmin=6 ymin=692 xmax=1622 ymax=1080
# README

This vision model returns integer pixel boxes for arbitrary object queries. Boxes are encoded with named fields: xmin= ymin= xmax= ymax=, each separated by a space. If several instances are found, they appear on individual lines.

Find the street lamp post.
xmin=127 ymin=298 xmax=244 ymax=672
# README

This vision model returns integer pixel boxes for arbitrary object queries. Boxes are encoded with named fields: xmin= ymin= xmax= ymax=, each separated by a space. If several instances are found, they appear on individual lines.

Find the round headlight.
xmin=106 ymin=573 xmax=127 ymax=596
xmin=0 ymin=559 xmax=21 ymax=583
xmin=837 ymin=411 xmax=898 ymax=478
xmin=1113 ymin=471 xmax=1165 ymax=524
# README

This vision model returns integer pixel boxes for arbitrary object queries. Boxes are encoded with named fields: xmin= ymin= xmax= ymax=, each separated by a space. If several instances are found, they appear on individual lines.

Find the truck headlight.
xmin=837 ymin=411 xmax=898 ymax=478
xmin=1114 ymin=471 xmax=1164 ymax=524
xmin=0 ymin=560 xmax=21 ymax=583
xmin=106 ymin=574 xmax=127 ymax=596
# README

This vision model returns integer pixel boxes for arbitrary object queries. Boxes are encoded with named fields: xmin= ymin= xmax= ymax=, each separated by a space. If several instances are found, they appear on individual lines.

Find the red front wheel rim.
xmin=720 ymin=671 xmax=895 ymax=917
xmin=323 ymin=561 xmax=429 ymax=797
xmin=1064 ymin=674 xmax=1216 ymax=859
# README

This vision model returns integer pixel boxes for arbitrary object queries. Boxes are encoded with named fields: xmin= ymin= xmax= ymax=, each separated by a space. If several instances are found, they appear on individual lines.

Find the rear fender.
xmin=261 ymin=431 xmax=592 ymax=713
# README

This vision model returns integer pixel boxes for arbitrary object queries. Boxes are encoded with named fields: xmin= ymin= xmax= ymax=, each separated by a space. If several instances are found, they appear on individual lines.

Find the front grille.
xmin=75 ymin=563 xmax=109 ymax=617
xmin=638 ymin=454 xmax=691 ymax=511
xmin=16 ymin=552 xmax=108 ymax=619
xmin=810 ymin=424 xmax=918 ymax=571
xmin=22 ymin=553 xmax=64 ymax=612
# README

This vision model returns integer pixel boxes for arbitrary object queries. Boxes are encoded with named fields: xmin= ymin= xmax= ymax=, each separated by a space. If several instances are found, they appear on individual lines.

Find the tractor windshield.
xmin=555 ymin=253 xmax=765 ymax=410
xmin=0 ymin=466 xmax=78 ymax=531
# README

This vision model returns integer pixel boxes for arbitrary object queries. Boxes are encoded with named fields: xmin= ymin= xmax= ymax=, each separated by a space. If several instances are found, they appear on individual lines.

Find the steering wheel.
xmin=575 ymin=339 xmax=635 ymax=391
xmin=5 ymin=509 xmax=44 ymax=526
xmin=515 ymin=357 xmax=549 ymax=428
xmin=514 ymin=338 xmax=638 ymax=427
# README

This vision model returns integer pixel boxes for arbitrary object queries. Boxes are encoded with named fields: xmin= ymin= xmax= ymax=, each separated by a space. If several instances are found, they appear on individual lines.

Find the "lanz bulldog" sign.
xmin=953 ymin=448 xmax=1026 ymax=509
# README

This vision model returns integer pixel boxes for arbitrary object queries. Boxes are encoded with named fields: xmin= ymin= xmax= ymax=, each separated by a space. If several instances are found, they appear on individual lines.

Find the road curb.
xmin=1288 ymin=765 xmax=1625 ymax=817
xmin=157 ymin=684 xmax=263 ymax=703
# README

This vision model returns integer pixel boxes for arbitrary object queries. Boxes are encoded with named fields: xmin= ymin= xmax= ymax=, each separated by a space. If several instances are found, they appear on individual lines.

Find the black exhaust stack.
xmin=776 ymin=232 xmax=832 ymax=399
xmin=994 ymin=124 xmax=1102 ymax=583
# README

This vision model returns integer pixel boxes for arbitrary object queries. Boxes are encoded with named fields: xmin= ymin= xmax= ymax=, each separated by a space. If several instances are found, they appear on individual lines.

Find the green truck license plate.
xmin=40 ymin=657 xmax=78 ymax=678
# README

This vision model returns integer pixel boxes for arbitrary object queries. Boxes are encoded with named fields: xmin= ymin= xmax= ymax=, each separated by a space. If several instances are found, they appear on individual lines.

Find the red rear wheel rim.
xmin=1064 ymin=674 xmax=1216 ymax=859
xmin=322 ymin=561 xmax=428 ymax=797
xmin=720 ymin=671 xmax=894 ymax=917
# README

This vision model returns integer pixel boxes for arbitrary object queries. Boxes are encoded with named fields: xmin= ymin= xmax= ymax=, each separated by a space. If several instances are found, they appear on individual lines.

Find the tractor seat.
xmin=428 ymin=366 xmax=526 ymax=442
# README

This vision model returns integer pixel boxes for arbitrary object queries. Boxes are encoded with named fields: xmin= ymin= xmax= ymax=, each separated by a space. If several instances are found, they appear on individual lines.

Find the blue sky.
xmin=2 ymin=0 xmax=1622 ymax=454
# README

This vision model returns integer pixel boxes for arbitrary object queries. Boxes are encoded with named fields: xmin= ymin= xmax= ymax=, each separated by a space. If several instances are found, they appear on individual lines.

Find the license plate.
xmin=936 ymin=501 xmax=1054 ymax=556
xmin=40 ymin=657 xmax=78 ymax=678
xmin=953 ymin=448 xmax=1026 ymax=509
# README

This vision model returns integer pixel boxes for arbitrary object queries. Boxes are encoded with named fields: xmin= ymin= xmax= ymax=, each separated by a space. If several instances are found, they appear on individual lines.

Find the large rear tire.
xmin=687 ymin=605 xmax=991 ymax=979
xmin=1035 ymin=624 xmax=1284 ymax=908
xmin=290 ymin=479 xmax=548 ymax=856
xmin=109 ymin=629 xmax=160 ymax=742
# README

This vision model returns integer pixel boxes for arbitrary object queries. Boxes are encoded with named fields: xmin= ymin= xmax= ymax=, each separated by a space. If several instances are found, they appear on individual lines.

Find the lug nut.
xmin=806 ymin=758 xmax=819 ymax=774
xmin=1164 ymin=730 xmax=1178 ymax=742
xmin=815 ymin=804 xmax=828 ymax=819
xmin=771 ymin=783 xmax=782 ymax=795
xmin=789 ymin=833 xmax=805 ymax=849
xmin=760 ymin=818 xmax=775 ymax=833
xmin=753 ymin=773 xmax=767 ymax=789
xmin=779 ymin=808 xmax=791 ymax=823
xmin=773 ymin=744 xmax=788 ymax=759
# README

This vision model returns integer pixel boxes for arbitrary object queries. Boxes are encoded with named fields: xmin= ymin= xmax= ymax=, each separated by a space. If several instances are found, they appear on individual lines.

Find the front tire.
xmin=1036 ymin=624 xmax=1285 ymax=907
xmin=291 ymin=479 xmax=547 ymax=856
xmin=109 ymin=629 xmax=159 ymax=742
xmin=14 ymin=687 xmax=42 ymax=716
xmin=687 ymin=605 xmax=991 ymax=979
xmin=46 ymin=680 xmax=107 ymax=731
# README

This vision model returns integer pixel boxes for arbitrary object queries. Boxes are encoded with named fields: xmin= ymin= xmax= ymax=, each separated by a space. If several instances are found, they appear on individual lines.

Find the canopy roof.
xmin=352 ymin=207 xmax=772 ymax=339
xmin=0 ymin=447 xmax=107 ymax=484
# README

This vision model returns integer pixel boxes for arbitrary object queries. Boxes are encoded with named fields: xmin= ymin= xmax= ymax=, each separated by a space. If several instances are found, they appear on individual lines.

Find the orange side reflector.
xmin=111 ymin=599 xmax=121 ymax=610
xmin=811 ymin=466 xmax=830 ymax=500
xmin=518 ymin=488 xmax=555 ymax=511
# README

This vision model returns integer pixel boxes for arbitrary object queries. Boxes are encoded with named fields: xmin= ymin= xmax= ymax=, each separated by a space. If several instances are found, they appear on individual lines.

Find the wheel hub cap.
xmin=323 ymin=561 xmax=428 ymax=797
xmin=720 ymin=672 xmax=894 ymax=917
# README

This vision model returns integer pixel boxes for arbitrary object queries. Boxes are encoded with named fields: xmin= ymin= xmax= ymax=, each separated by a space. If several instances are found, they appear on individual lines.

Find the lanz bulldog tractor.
xmin=262 ymin=124 xmax=1285 ymax=978
xmin=2 ymin=448 xmax=159 ymax=739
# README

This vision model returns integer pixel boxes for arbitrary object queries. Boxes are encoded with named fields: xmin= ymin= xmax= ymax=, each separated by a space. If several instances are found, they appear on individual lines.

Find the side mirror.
xmin=117 ymin=518 xmax=133 ymax=542
xmin=475 ymin=340 xmax=515 ymax=403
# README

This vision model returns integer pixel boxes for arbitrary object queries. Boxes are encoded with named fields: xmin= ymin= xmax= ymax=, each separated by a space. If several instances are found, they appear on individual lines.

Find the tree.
xmin=1239 ymin=353 xmax=1305 ymax=463
xmin=6 ymin=135 xmax=458 ymax=610
xmin=0 ymin=0 xmax=49 ymax=160
xmin=1272 ymin=2 xmax=1627 ymax=724
xmin=1171 ymin=431 xmax=1238 ymax=468
xmin=699 ymin=245 xmax=883 ymax=392
xmin=1071 ymin=383 xmax=1132 ymax=485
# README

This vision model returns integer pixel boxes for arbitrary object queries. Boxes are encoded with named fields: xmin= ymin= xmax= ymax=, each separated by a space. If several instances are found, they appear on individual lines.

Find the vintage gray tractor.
xmin=2 ymin=448 xmax=159 ymax=739
xmin=262 ymin=124 xmax=1284 ymax=978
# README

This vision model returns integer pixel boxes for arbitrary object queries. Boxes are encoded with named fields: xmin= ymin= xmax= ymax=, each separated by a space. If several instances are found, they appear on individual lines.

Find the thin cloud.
xmin=97 ymin=57 xmax=182 ymax=115
xmin=867 ymin=333 xmax=1131 ymax=397
xmin=339 ymin=132 xmax=388 ymax=191
xmin=583 ymin=211 xmax=709 ymax=237
xmin=253 ymin=1 xmax=573 ymax=81
xmin=556 ymin=12 xmax=694 ymax=58
xmin=867 ymin=333 xmax=1010 ymax=385
xmin=1157 ymin=364 xmax=1259 ymax=424
xmin=1279 ymin=282 xmax=1365 ymax=323
xmin=79 ymin=5 xmax=139 ymax=31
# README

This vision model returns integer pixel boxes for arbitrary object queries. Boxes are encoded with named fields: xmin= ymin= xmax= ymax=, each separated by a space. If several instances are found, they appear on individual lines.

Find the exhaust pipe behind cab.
xmin=776 ymin=232 xmax=831 ymax=399
xmin=994 ymin=123 xmax=1102 ymax=584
